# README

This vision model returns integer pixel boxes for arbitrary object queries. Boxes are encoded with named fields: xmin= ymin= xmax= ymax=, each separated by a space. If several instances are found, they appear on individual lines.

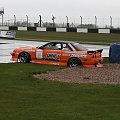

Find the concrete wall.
xmin=2 ymin=26 xmax=120 ymax=34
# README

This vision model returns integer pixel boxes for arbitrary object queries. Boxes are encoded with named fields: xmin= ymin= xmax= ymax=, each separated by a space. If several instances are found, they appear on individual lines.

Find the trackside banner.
xmin=0 ymin=31 xmax=16 ymax=39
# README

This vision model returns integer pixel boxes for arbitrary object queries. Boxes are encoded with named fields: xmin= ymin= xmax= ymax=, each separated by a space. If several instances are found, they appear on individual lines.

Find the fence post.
xmin=14 ymin=15 xmax=16 ymax=26
xmin=2 ymin=14 xmax=3 ymax=26
xmin=52 ymin=15 xmax=56 ymax=27
xmin=26 ymin=15 xmax=28 ymax=27
xmin=80 ymin=16 xmax=82 ymax=28
xmin=95 ymin=16 xmax=97 ymax=28
xmin=39 ymin=15 xmax=41 ymax=27
xmin=66 ymin=16 xmax=69 ymax=27
xmin=110 ymin=16 xmax=112 ymax=28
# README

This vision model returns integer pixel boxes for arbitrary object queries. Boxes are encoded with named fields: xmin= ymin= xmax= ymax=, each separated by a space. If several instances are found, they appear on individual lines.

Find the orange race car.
xmin=11 ymin=41 xmax=103 ymax=68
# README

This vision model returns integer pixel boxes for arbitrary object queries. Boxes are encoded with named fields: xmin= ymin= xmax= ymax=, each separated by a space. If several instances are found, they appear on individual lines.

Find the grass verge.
xmin=14 ymin=31 xmax=120 ymax=45
xmin=0 ymin=63 xmax=120 ymax=120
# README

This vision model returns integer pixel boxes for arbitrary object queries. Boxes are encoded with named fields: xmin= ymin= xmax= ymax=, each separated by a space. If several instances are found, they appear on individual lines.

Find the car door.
xmin=60 ymin=43 xmax=73 ymax=62
xmin=42 ymin=42 xmax=62 ymax=62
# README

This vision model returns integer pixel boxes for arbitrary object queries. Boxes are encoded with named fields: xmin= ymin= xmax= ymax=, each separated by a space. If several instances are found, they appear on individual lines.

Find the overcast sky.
xmin=0 ymin=0 xmax=120 ymax=17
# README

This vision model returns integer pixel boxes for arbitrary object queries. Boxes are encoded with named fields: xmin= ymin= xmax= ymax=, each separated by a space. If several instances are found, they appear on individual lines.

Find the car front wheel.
xmin=19 ymin=52 xmax=31 ymax=63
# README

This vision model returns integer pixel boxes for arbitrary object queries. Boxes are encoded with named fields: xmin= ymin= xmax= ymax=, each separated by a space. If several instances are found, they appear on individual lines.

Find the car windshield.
xmin=71 ymin=43 xmax=88 ymax=51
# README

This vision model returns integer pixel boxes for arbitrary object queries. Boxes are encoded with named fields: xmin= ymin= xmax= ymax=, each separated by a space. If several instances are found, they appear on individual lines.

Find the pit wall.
xmin=0 ymin=26 xmax=120 ymax=34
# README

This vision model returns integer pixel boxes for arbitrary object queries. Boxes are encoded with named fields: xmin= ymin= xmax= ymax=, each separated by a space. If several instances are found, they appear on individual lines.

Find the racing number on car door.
xmin=36 ymin=49 xmax=43 ymax=59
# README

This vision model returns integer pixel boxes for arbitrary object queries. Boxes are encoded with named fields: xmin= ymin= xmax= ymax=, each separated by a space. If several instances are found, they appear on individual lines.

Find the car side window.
xmin=55 ymin=43 xmax=61 ymax=50
xmin=62 ymin=43 xmax=71 ymax=51
xmin=44 ymin=43 xmax=53 ymax=49
xmin=44 ymin=43 xmax=62 ymax=50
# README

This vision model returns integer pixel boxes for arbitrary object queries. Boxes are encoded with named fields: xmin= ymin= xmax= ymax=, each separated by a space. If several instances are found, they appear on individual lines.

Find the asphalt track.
xmin=0 ymin=39 xmax=109 ymax=63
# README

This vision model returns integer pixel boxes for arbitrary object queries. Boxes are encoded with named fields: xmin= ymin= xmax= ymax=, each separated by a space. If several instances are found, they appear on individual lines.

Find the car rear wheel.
xmin=68 ymin=58 xmax=82 ymax=67
xmin=19 ymin=52 xmax=31 ymax=63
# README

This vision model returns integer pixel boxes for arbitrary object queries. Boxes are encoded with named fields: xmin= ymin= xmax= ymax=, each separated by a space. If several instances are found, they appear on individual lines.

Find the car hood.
xmin=15 ymin=46 xmax=38 ymax=51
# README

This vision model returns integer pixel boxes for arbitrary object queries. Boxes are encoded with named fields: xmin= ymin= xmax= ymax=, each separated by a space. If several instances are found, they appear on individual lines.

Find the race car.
xmin=10 ymin=41 xmax=103 ymax=67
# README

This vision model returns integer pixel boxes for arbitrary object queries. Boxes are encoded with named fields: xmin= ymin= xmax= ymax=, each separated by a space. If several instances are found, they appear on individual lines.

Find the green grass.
xmin=0 ymin=63 xmax=120 ymax=120
xmin=14 ymin=31 xmax=120 ymax=45
xmin=0 ymin=31 xmax=120 ymax=119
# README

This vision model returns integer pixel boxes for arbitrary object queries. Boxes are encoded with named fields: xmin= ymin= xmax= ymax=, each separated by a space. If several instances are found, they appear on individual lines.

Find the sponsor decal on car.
xmin=46 ymin=53 xmax=60 ymax=61
xmin=71 ymin=53 xmax=87 ymax=58
xmin=62 ymin=53 xmax=71 ymax=56
xmin=25 ymin=50 xmax=35 ymax=52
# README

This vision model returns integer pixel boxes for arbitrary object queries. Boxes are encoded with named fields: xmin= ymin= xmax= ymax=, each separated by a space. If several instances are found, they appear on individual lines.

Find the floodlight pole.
xmin=80 ymin=16 xmax=82 ymax=28
xmin=26 ymin=15 xmax=28 ymax=27
xmin=39 ymin=15 xmax=41 ymax=27
xmin=14 ymin=15 xmax=16 ymax=26
xmin=52 ymin=15 xmax=56 ymax=27
xmin=95 ymin=16 xmax=97 ymax=28
xmin=110 ymin=16 xmax=112 ymax=28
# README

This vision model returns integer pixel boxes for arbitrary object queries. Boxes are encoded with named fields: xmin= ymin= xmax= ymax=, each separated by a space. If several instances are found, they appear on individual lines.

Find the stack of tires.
xmin=109 ymin=43 xmax=120 ymax=63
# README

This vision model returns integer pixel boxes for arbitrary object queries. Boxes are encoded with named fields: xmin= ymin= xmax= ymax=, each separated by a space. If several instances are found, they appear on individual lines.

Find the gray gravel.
xmin=33 ymin=64 xmax=120 ymax=85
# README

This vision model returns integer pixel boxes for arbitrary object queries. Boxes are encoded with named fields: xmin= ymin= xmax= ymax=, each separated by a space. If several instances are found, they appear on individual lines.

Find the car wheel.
xmin=68 ymin=58 xmax=82 ymax=67
xmin=19 ymin=52 xmax=31 ymax=63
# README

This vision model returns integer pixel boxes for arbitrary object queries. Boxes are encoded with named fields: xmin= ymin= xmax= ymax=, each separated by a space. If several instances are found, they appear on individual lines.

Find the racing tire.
xmin=18 ymin=52 xmax=31 ymax=63
xmin=68 ymin=57 xmax=82 ymax=67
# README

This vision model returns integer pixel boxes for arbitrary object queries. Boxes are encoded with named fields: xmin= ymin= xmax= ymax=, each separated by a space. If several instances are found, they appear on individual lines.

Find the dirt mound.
xmin=33 ymin=64 xmax=120 ymax=85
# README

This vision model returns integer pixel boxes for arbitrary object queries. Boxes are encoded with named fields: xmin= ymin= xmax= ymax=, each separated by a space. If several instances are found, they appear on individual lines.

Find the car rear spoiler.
xmin=87 ymin=49 xmax=103 ymax=54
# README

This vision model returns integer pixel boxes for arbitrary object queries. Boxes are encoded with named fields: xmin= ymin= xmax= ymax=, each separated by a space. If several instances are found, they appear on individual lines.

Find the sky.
xmin=0 ymin=0 xmax=120 ymax=17
xmin=0 ymin=0 xmax=120 ymax=27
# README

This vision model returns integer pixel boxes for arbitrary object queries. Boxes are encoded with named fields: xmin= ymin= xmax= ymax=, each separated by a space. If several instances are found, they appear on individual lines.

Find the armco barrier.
xmin=9 ymin=26 xmax=17 ymax=30
xmin=1 ymin=26 xmax=120 ymax=34
xmin=77 ymin=28 xmax=88 ymax=33
xmin=27 ymin=27 xmax=36 ymax=31
xmin=46 ymin=27 xmax=56 ymax=31
xmin=67 ymin=28 xmax=77 ymax=32
xmin=98 ymin=29 xmax=110 ymax=34
xmin=110 ymin=29 xmax=120 ymax=33
xmin=18 ymin=27 xmax=27 ymax=31
xmin=0 ymin=26 xmax=9 ymax=30
xmin=56 ymin=28 xmax=66 ymax=32
xmin=88 ymin=29 xmax=98 ymax=33
xmin=36 ymin=27 xmax=46 ymax=31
